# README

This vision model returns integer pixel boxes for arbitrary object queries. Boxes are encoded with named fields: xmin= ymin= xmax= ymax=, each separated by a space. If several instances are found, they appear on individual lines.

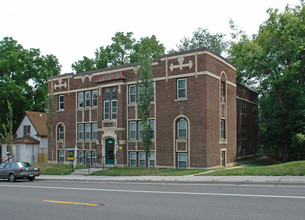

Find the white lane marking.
xmin=1 ymin=184 xmax=305 ymax=200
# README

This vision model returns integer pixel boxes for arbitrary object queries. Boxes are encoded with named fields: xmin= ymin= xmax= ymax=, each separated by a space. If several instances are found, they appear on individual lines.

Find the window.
xmin=59 ymin=95 xmax=64 ymax=110
xmin=129 ymin=121 xmax=137 ymax=140
xmin=138 ymin=121 xmax=143 ymax=139
xmin=78 ymin=92 xmax=84 ymax=108
xmin=112 ymin=100 xmax=117 ymax=119
xmin=221 ymin=82 xmax=225 ymax=102
xmin=92 ymin=90 xmax=98 ymax=107
xmin=177 ymin=119 xmax=187 ymax=139
xmin=149 ymin=152 xmax=155 ymax=167
xmin=85 ymin=151 xmax=91 ymax=164
xmin=130 ymin=152 xmax=137 ymax=166
xmin=92 ymin=151 xmax=97 ymax=164
xmin=139 ymin=152 xmax=146 ymax=167
xmin=104 ymin=101 xmax=110 ymax=120
xmin=241 ymin=125 xmax=247 ymax=139
xmin=149 ymin=120 xmax=155 ymax=139
xmin=78 ymin=151 xmax=84 ymax=164
xmin=221 ymin=119 xmax=226 ymax=139
xmin=23 ymin=125 xmax=31 ymax=136
xmin=177 ymin=78 xmax=187 ymax=99
xmin=78 ymin=124 xmax=84 ymax=140
xmin=103 ymin=87 xmax=117 ymax=120
xmin=58 ymin=124 xmax=64 ymax=140
xmin=241 ymin=101 xmax=247 ymax=114
xmin=58 ymin=151 xmax=64 ymax=163
xmin=129 ymin=85 xmax=136 ymax=103
xmin=85 ymin=91 xmax=91 ymax=107
xmin=178 ymin=153 xmax=187 ymax=168
xmin=92 ymin=123 xmax=97 ymax=140
xmin=85 ymin=124 xmax=91 ymax=140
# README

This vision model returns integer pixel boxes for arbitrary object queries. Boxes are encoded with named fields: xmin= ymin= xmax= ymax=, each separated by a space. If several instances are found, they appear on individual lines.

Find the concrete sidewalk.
xmin=37 ymin=174 xmax=305 ymax=185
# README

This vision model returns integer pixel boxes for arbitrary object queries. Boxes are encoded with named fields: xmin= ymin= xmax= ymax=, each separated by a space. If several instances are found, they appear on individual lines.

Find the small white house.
xmin=1 ymin=111 xmax=48 ymax=163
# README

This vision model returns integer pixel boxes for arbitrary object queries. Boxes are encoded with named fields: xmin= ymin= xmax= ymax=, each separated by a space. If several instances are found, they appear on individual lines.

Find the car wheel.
xmin=28 ymin=177 xmax=35 ymax=181
xmin=9 ymin=174 xmax=16 ymax=182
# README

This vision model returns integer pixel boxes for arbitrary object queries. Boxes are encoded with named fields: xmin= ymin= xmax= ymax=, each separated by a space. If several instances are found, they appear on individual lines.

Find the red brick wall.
xmin=49 ymin=49 xmax=243 ymax=168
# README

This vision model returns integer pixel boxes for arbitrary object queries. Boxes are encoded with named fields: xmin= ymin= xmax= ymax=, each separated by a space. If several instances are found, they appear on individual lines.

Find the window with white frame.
xmin=139 ymin=152 xmax=146 ymax=167
xmin=92 ymin=90 xmax=98 ymax=107
xmin=78 ymin=92 xmax=84 ymax=108
xmin=23 ymin=125 xmax=31 ymax=136
xmin=149 ymin=152 xmax=155 ymax=167
xmin=129 ymin=121 xmax=137 ymax=140
xmin=58 ymin=124 xmax=64 ymax=140
xmin=178 ymin=153 xmax=187 ymax=168
xmin=138 ymin=121 xmax=143 ymax=139
xmin=103 ymin=87 xmax=117 ymax=120
xmin=78 ymin=151 xmax=84 ymax=164
xmin=78 ymin=124 xmax=84 ymax=140
xmin=92 ymin=123 xmax=97 ymax=140
xmin=104 ymin=101 xmax=110 ymax=120
xmin=92 ymin=151 xmax=97 ymax=164
xmin=85 ymin=124 xmax=91 ymax=140
xmin=85 ymin=91 xmax=91 ymax=107
xmin=221 ymin=119 xmax=226 ymax=139
xmin=177 ymin=119 xmax=187 ymax=139
xmin=111 ymin=100 xmax=117 ymax=119
xmin=149 ymin=120 xmax=155 ymax=139
xmin=130 ymin=152 xmax=137 ymax=166
xmin=129 ymin=85 xmax=136 ymax=103
xmin=177 ymin=78 xmax=187 ymax=99
xmin=58 ymin=150 xmax=64 ymax=163
xmin=85 ymin=151 xmax=91 ymax=164
xmin=59 ymin=95 xmax=64 ymax=110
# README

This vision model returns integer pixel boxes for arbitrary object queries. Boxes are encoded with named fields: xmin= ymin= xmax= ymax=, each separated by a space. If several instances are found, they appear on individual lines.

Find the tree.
xmin=228 ymin=1 xmax=305 ymax=161
xmin=130 ymin=35 xmax=165 ymax=63
xmin=0 ymin=101 xmax=14 ymax=159
xmin=175 ymin=28 xmax=229 ymax=56
xmin=72 ymin=32 xmax=165 ymax=73
xmin=0 ymin=37 xmax=61 ymax=130
xmin=136 ymin=54 xmax=154 ymax=169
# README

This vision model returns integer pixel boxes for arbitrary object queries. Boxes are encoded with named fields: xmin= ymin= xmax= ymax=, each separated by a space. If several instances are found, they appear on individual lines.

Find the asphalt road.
xmin=0 ymin=180 xmax=305 ymax=220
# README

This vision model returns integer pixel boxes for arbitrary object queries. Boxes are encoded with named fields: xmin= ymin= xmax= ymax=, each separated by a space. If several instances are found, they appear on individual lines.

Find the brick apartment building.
xmin=48 ymin=48 xmax=258 ymax=169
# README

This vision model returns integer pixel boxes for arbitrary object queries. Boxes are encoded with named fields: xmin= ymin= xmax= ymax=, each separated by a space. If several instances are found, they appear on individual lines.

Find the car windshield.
xmin=0 ymin=163 xmax=4 ymax=168
xmin=17 ymin=162 xmax=31 ymax=168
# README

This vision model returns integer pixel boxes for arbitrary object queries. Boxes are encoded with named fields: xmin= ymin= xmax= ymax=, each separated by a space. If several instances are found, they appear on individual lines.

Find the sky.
xmin=0 ymin=0 xmax=301 ymax=74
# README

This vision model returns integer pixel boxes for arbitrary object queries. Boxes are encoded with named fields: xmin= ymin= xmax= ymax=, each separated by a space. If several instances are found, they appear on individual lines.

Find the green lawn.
xmin=200 ymin=160 xmax=305 ymax=176
xmin=33 ymin=159 xmax=305 ymax=176
xmin=32 ymin=163 xmax=89 ymax=175
xmin=90 ymin=168 xmax=207 ymax=176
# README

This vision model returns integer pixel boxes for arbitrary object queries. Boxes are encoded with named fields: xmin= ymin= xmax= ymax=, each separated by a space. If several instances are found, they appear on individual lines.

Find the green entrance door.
xmin=105 ymin=138 xmax=115 ymax=164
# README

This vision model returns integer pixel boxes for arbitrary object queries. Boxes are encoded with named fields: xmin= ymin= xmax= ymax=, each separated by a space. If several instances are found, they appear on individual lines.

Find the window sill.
xmin=219 ymin=139 xmax=227 ymax=144
xmin=175 ymin=98 xmax=188 ymax=102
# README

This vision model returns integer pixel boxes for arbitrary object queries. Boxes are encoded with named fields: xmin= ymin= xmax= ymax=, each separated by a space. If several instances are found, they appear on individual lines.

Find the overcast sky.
xmin=0 ymin=0 xmax=301 ymax=74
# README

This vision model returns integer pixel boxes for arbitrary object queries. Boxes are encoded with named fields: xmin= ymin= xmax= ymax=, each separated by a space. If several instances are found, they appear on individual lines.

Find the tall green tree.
xmin=175 ymin=28 xmax=229 ymax=56
xmin=229 ymin=1 xmax=305 ymax=160
xmin=0 ymin=37 xmax=61 ymax=130
xmin=0 ymin=101 xmax=13 ymax=158
xmin=136 ymin=53 xmax=154 ymax=169
xmin=72 ymin=32 xmax=165 ymax=73
xmin=130 ymin=35 xmax=165 ymax=63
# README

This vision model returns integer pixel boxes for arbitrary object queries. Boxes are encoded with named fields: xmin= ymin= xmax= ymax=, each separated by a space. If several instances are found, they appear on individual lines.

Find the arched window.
xmin=58 ymin=124 xmax=64 ymax=140
xmin=177 ymin=119 xmax=187 ymax=139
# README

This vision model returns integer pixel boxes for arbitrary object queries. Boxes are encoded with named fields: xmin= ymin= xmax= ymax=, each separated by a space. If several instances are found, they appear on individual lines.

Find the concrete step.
xmin=71 ymin=167 xmax=108 ymax=175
